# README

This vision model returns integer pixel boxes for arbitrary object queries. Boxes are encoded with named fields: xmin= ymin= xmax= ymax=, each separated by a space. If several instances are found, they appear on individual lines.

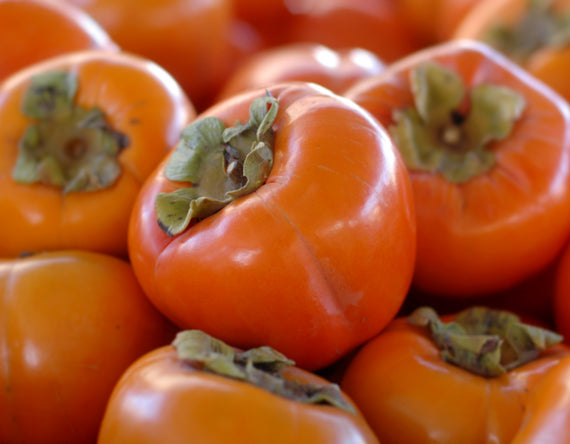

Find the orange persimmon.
xmin=399 ymin=0 xmax=481 ymax=45
xmin=280 ymin=0 xmax=423 ymax=63
xmin=341 ymin=306 xmax=570 ymax=444
xmin=63 ymin=0 xmax=234 ymax=111
xmin=454 ymin=0 xmax=570 ymax=103
xmin=511 ymin=355 xmax=570 ymax=444
xmin=344 ymin=40 xmax=570 ymax=297
xmin=97 ymin=330 xmax=380 ymax=443
xmin=217 ymin=42 xmax=385 ymax=101
xmin=128 ymin=82 xmax=416 ymax=371
xmin=0 ymin=0 xmax=117 ymax=82
xmin=0 ymin=50 xmax=195 ymax=258
xmin=0 ymin=250 xmax=178 ymax=444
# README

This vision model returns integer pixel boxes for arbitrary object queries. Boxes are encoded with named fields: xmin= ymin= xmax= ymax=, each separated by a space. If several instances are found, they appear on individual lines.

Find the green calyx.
xmin=12 ymin=71 xmax=128 ymax=193
xmin=408 ymin=306 xmax=563 ymax=378
xmin=389 ymin=62 xmax=525 ymax=183
xmin=173 ymin=330 xmax=355 ymax=413
xmin=155 ymin=93 xmax=279 ymax=237
xmin=485 ymin=0 xmax=570 ymax=63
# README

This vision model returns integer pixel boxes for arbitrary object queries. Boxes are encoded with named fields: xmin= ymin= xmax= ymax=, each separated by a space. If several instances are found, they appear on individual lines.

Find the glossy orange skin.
xmin=344 ymin=40 xmax=570 ymax=297
xmin=0 ymin=250 xmax=178 ymax=444
xmin=341 ymin=314 xmax=570 ymax=444
xmin=97 ymin=345 xmax=380 ymax=443
xmin=554 ymin=239 xmax=570 ymax=343
xmin=223 ymin=19 xmax=268 ymax=79
xmin=281 ymin=0 xmax=423 ymax=63
xmin=217 ymin=42 xmax=386 ymax=101
xmin=453 ymin=0 xmax=570 ymax=103
xmin=0 ymin=0 xmax=117 ymax=82
xmin=64 ymin=0 xmax=233 ymax=111
xmin=511 ymin=355 xmax=570 ymax=444
xmin=0 ymin=50 xmax=195 ymax=259
xmin=128 ymin=82 xmax=416 ymax=371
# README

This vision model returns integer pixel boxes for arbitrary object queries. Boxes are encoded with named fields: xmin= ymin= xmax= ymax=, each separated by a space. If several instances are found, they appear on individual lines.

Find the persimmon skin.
xmin=510 ymin=355 xmax=570 ymax=444
xmin=340 ymin=314 xmax=570 ymax=444
xmin=128 ymin=82 xmax=416 ymax=371
xmin=399 ymin=0 xmax=480 ymax=45
xmin=0 ymin=0 xmax=117 ymax=82
xmin=281 ymin=0 xmax=423 ymax=63
xmin=64 ymin=0 xmax=233 ymax=111
xmin=217 ymin=42 xmax=385 ymax=101
xmin=0 ymin=50 xmax=195 ymax=259
xmin=97 ymin=345 xmax=380 ymax=444
xmin=0 ymin=250 xmax=178 ymax=444
xmin=344 ymin=40 xmax=570 ymax=297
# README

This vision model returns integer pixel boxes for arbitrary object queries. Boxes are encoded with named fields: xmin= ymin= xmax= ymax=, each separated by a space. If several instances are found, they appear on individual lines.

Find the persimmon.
xmin=0 ymin=50 xmax=195 ymax=258
xmin=344 ymin=40 xmax=570 ymax=297
xmin=399 ymin=0 xmax=481 ymax=45
xmin=97 ymin=330 xmax=380 ymax=443
xmin=280 ymin=0 xmax=423 ymax=63
xmin=453 ymin=0 xmax=570 ymax=103
xmin=341 ymin=306 xmax=570 ymax=444
xmin=511 ymin=355 xmax=570 ymax=444
xmin=63 ymin=0 xmax=234 ymax=111
xmin=217 ymin=42 xmax=385 ymax=100
xmin=0 ymin=0 xmax=117 ymax=82
xmin=128 ymin=82 xmax=416 ymax=371
xmin=0 ymin=250 xmax=178 ymax=444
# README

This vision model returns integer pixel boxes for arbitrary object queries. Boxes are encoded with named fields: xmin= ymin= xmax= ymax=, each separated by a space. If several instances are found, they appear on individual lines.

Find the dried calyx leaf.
xmin=408 ymin=306 xmax=563 ymax=377
xmin=389 ymin=62 xmax=525 ymax=183
xmin=155 ymin=92 xmax=278 ymax=236
xmin=485 ymin=0 xmax=570 ymax=63
xmin=12 ymin=71 xmax=128 ymax=193
xmin=173 ymin=330 xmax=355 ymax=413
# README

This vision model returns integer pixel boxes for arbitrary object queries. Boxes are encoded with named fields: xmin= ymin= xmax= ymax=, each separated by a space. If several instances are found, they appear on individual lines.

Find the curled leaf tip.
xmin=409 ymin=306 xmax=563 ymax=377
xmin=172 ymin=329 xmax=355 ymax=413
xmin=407 ymin=306 xmax=439 ymax=327
xmin=389 ymin=62 xmax=525 ymax=183
xmin=155 ymin=93 xmax=279 ymax=236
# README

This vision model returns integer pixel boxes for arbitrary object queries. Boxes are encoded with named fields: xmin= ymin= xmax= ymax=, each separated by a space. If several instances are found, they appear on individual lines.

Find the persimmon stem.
xmin=408 ymin=306 xmax=563 ymax=377
xmin=173 ymin=330 xmax=355 ymax=413
xmin=389 ymin=62 xmax=525 ymax=183
xmin=485 ymin=0 xmax=570 ymax=63
xmin=155 ymin=92 xmax=278 ymax=236
xmin=12 ymin=71 xmax=128 ymax=193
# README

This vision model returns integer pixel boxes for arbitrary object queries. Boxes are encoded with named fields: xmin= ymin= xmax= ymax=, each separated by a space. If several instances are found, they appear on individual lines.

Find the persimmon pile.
xmin=1 ymin=0 xmax=570 ymax=443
